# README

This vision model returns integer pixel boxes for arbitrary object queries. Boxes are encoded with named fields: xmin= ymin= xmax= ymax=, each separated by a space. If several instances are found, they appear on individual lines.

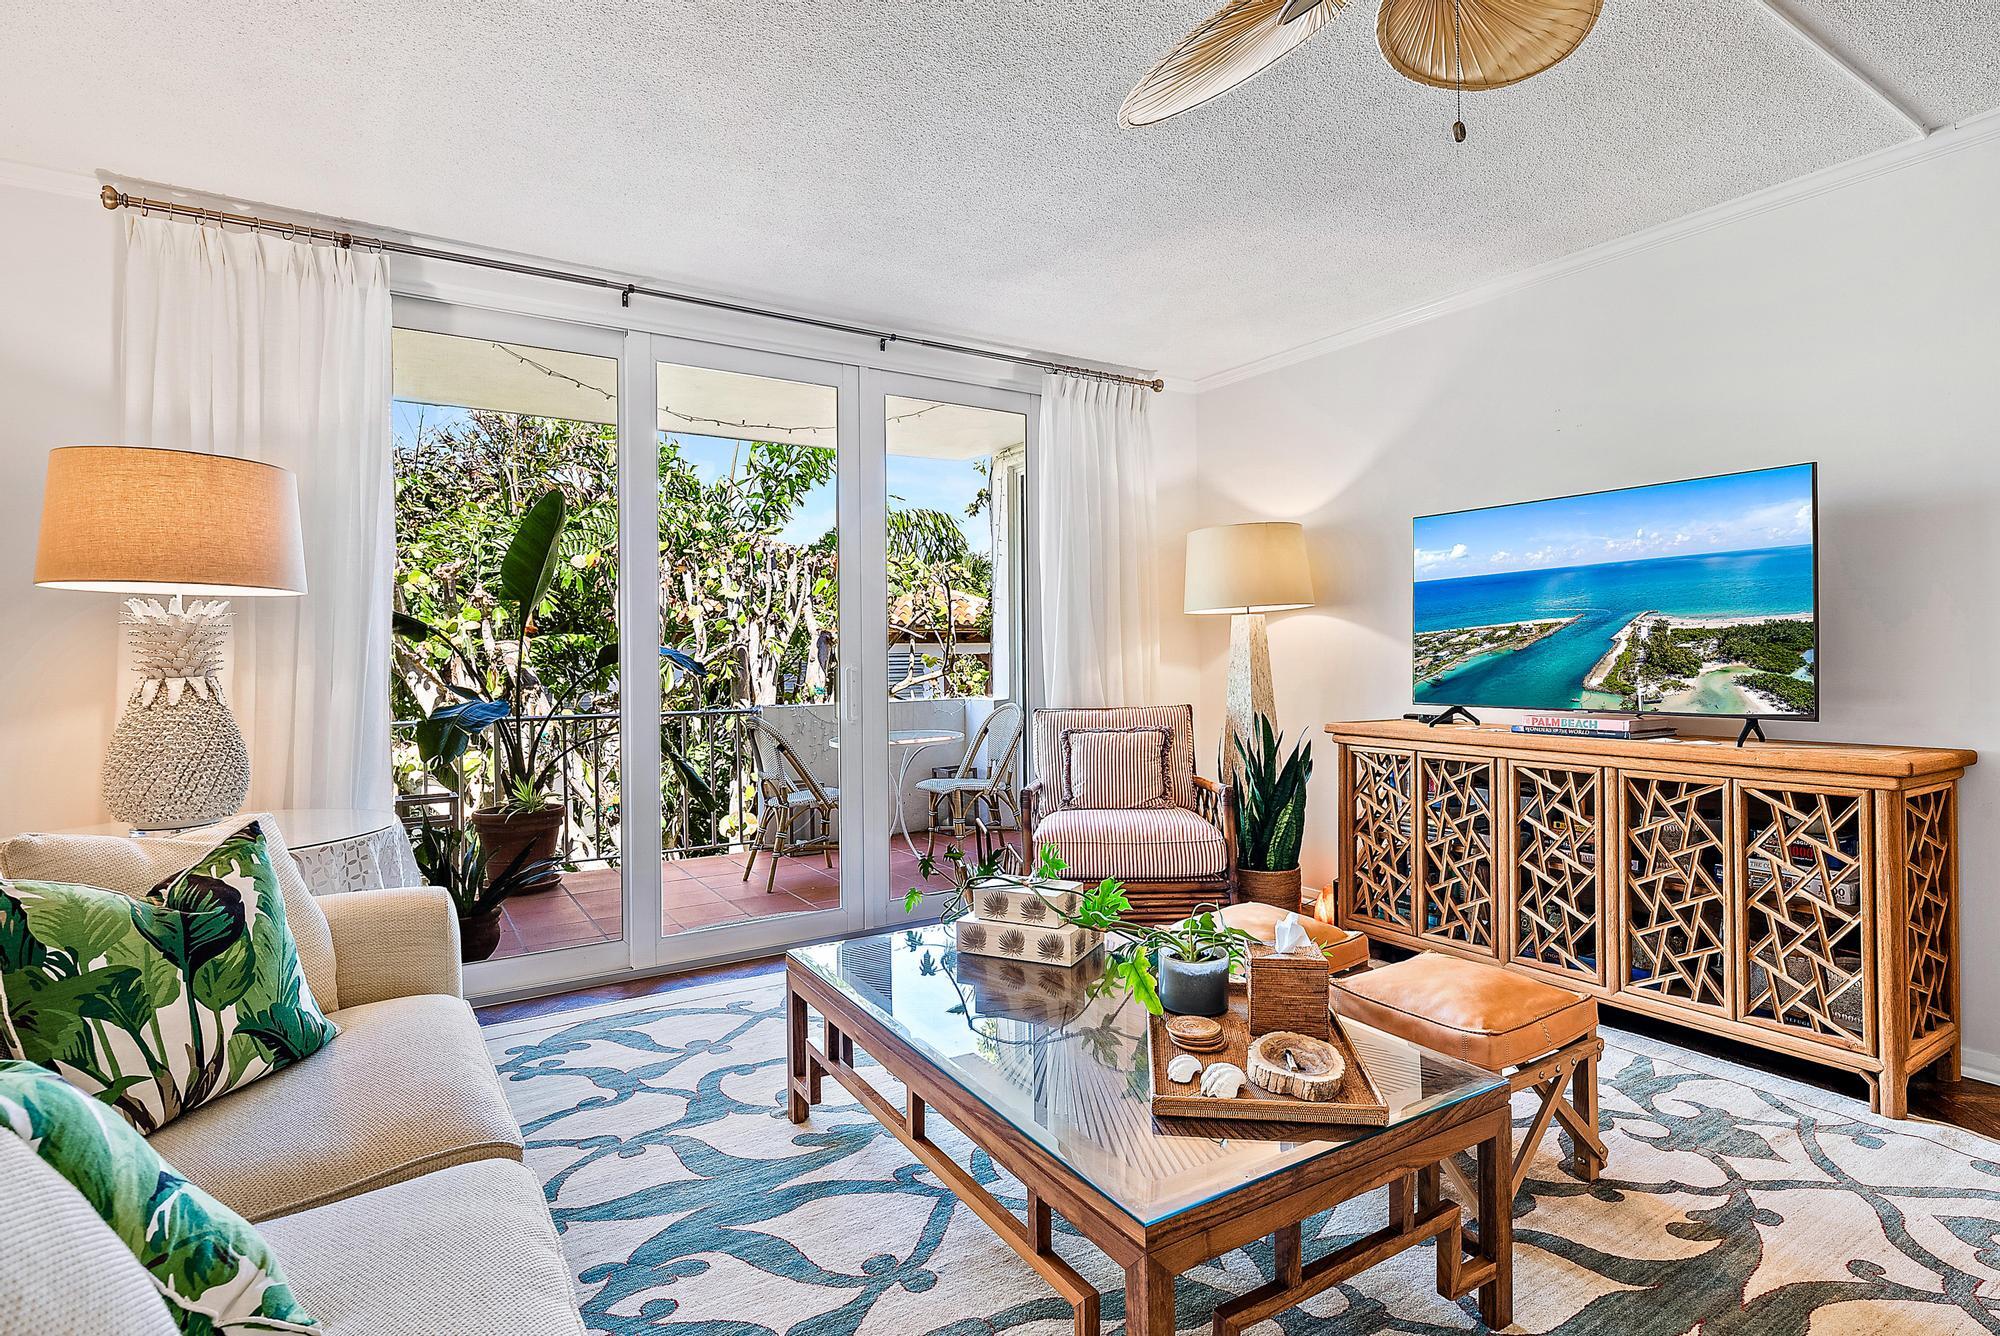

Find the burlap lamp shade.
xmin=35 ymin=445 xmax=306 ymax=596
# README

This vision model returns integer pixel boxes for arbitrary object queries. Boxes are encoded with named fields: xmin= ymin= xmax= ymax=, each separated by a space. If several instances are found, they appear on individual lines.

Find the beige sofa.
xmin=0 ymin=821 xmax=586 ymax=1335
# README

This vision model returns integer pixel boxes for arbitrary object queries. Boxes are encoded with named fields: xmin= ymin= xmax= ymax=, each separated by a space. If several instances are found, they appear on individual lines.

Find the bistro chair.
xmin=915 ymin=700 xmax=1024 ymax=863
xmin=742 ymin=715 xmax=840 ymax=893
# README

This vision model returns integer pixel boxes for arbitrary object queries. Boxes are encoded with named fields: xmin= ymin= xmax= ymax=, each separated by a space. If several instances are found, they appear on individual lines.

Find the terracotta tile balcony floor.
xmin=493 ymin=833 xmax=1023 ymax=960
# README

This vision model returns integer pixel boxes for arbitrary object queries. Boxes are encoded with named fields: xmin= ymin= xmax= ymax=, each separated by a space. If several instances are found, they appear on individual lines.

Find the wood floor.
xmin=476 ymin=955 xmax=2000 ymax=1142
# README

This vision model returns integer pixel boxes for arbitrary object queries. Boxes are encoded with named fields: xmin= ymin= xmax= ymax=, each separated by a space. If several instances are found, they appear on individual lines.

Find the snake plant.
xmin=1233 ymin=714 xmax=1313 ymax=873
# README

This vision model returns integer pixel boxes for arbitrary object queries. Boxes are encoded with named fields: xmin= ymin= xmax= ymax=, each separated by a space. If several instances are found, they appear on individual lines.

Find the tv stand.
xmin=1735 ymin=717 xmax=1769 ymax=747
xmin=1325 ymin=718 xmax=1975 ymax=1118
xmin=1406 ymin=704 xmax=1481 ymax=727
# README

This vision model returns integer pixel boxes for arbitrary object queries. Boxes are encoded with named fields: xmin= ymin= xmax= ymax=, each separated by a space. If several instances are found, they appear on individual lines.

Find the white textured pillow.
xmin=0 ymin=815 xmax=339 ymax=1013
xmin=1061 ymin=727 xmax=1173 ymax=810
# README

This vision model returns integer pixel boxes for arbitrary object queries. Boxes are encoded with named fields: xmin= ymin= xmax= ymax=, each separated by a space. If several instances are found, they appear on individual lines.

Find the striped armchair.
xmin=1022 ymin=704 xmax=1236 ymax=924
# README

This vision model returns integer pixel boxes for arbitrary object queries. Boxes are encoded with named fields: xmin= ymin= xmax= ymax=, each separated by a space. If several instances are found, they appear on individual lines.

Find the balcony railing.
xmin=391 ymin=706 xmax=760 ymax=867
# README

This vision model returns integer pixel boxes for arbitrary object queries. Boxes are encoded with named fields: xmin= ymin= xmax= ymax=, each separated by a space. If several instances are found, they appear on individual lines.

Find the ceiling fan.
xmin=1119 ymin=0 xmax=1603 ymax=140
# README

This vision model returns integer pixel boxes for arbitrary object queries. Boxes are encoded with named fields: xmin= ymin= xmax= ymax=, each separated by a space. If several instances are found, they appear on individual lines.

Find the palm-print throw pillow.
xmin=0 ymin=821 xmax=337 ymax=1133
xmin=0 ymin=1059 xmax=317 ymax=1333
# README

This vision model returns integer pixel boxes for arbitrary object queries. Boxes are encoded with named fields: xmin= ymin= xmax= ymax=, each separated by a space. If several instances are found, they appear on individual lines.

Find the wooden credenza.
xmin=1325 ymin=720 xmax=1975 ymax=1118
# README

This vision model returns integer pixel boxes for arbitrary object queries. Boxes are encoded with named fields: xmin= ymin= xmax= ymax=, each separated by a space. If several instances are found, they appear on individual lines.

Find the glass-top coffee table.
xmin=786 ymin=926 xmax=1514 ymax=1335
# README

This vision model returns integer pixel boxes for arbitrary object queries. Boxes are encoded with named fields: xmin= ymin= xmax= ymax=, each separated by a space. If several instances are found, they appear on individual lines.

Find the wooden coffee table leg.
xmin=1476 ymin=1113 xmax=1514 ymax=1329
xmin=786 ymin=979 xmax=811 ymax=1123
xmin=1273 ymin=1224 xmax=1303 ymax=1290
xmin=1125 ymin=1258 xmax=1176 ymax=1336
xmin=815 ymin=1021 xmax=839 ymax=1103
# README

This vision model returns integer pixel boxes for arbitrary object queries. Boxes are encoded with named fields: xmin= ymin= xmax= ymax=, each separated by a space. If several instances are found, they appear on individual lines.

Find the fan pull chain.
xmin=1451 ymin=0 xmax=1467 ymax=142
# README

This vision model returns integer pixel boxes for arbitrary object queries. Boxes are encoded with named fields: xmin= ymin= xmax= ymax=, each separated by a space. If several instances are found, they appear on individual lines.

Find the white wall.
xmin=0 ymin=175 xmax=121 ymax=833
xmin=1186 ymin=128 xmax=2000 ymax=1065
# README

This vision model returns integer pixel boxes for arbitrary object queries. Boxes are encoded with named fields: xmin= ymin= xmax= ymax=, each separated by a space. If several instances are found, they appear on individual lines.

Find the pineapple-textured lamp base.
xmin=103 ymin=596 xmax=250 ymax=831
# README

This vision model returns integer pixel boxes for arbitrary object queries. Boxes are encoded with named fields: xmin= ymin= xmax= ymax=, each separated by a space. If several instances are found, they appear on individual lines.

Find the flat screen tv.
xmin=1413 ymin=463 xmax=1818 ymax=719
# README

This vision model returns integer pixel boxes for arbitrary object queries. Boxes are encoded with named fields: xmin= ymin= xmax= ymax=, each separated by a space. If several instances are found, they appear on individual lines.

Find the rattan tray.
xmin=1148 ymin=982 xmax=1389 ymax=1126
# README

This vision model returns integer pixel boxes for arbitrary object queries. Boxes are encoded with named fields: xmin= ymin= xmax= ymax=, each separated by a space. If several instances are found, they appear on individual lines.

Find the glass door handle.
xmin=844 ymin=668 xmax=862 ymax=724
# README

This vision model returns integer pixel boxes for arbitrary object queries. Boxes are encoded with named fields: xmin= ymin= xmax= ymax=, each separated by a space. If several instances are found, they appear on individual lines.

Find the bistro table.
xmin=786 ymin=926 xmax=1514 ymax=1334
xmin=828 ymin=728 xmax=963 ymax=855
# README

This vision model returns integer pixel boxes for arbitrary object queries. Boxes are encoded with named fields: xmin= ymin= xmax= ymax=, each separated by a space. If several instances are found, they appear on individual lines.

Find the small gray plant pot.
xmin=1158 ymin=948 xmax=1232 ymax=1017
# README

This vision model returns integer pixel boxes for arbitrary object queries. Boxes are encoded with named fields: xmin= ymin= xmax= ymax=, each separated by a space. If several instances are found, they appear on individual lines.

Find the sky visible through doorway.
xmin=392 ymin=400 xmax=991 ymax=549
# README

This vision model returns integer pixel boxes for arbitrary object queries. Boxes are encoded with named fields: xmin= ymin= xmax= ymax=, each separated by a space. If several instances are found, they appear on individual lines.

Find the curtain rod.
xmin=99 ymin=185 xmax=1164 ymax=393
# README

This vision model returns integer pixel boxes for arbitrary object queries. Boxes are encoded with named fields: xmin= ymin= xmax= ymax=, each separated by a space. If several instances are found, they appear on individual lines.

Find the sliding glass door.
xmin=864 ymin=371 xmax=1037 ymax=927
xmin=389 ymin=301 xmax=634 ymax=994
xmin=644 ymin=337 xmax=870 ymax=967
xmin=391 ymin=301 xmax=1038 ymax=994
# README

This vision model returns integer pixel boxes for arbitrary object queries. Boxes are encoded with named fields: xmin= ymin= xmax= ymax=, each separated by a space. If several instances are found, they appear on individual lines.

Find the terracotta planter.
xmin=460 ymin=906 xmax=504 ymax=962
xmin=470 ymin=804 xmax=564 ymax=894
xmin=1237 ymin=866 xmax=1303 ymax=911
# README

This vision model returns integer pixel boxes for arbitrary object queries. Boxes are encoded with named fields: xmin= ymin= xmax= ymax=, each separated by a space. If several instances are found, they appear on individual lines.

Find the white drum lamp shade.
xmin=1184 ymin=521 xmax=1314 ymax=614
xmin=35 ymin=445 xmax=306 ymax=596
xmin=35 ymin=445 xmax=306 ymax=829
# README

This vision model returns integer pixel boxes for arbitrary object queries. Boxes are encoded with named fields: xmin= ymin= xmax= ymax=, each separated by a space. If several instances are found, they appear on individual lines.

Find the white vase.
xmin=103 ymin=688 xmax=250 ymax=829
xmin=101 ymin=595 xmax=251 ymax=830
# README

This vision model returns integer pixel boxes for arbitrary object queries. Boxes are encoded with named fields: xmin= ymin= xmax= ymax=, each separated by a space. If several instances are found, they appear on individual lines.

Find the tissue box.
xmin=965 ymin=876 xmax=1084 ymax=927
xmin=1248 ymin=941 xmax=1331 ymax=1038
xmin=953 ymin=915 xmax=1103 ymax=967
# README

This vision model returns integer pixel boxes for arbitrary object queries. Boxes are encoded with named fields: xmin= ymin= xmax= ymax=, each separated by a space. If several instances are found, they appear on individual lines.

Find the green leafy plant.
xmin=409 ymin=815 xmax=561 ymax=920
xmin=1233 ymin=714 xmax=1313 ymax=873
xmin=396 ymin=490 xmax=618 ymax=808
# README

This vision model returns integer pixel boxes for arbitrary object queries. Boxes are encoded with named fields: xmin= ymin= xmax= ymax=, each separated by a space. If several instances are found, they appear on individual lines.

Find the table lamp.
xmin=1184 ymin=522 xmax=1315 ymax=787
xmin=36 ymin=445 xmax=306 ymax=830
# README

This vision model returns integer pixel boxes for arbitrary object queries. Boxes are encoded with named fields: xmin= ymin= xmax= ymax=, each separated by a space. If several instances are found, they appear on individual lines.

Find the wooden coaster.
xmin=1165 ymin=1015 xmax=1224 ymax=1052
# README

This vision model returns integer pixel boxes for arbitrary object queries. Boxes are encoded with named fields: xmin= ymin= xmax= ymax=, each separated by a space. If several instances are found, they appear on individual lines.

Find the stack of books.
xmin=1511 ymin=713 xmax=1678 ymax=740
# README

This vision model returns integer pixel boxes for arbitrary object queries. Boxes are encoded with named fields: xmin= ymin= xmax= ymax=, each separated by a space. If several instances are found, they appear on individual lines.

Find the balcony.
xmin=394 ymin=696 xmax=1023 ymax=958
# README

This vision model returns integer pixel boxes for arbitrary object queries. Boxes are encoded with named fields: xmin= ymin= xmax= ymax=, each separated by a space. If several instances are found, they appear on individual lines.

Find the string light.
xmin=487 ymin=341 xmax=957 ymax=438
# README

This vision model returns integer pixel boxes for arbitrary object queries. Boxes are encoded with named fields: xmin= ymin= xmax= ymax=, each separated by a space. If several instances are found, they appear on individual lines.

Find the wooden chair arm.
xmin=1189 ymin=775 xmax=1239 ymax=892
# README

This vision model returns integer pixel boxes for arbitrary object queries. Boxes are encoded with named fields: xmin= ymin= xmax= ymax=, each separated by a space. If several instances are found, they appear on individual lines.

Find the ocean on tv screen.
xmin=1412 ymin=466 xmax=1817 ymax=717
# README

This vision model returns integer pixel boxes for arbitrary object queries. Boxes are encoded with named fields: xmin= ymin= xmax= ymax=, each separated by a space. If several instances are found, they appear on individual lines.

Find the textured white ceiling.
xmin=3 ymin=2 xmax=1992 ymax=382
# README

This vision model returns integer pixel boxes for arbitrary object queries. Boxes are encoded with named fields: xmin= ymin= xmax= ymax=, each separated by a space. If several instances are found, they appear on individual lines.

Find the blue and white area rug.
xmin=485 ymin=975 xmax=2000 ymax=1334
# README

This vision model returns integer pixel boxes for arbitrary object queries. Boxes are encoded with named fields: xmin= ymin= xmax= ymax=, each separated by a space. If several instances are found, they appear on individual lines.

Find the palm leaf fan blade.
xmin=1374 ymin=0 xmax=1601 ymax=92
xmin=1119 ymin=0 xmax=1345 ymax=128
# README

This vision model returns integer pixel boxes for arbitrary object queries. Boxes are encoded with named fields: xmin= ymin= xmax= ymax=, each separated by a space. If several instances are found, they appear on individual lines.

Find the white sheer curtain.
xmin=1034 ymin=372 xmax=1160 ymax=707
xmin=120 ymin=213 xmax=394 ymax=811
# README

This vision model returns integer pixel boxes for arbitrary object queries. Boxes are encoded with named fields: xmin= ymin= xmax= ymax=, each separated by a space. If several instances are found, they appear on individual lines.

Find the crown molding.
xmin=1191 ymin=106 xmax=2000 ymax=394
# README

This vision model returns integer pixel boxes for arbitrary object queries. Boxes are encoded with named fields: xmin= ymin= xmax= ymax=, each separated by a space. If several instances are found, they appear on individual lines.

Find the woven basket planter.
xmin=1237 ymin=866 xmax=1303 ymax=910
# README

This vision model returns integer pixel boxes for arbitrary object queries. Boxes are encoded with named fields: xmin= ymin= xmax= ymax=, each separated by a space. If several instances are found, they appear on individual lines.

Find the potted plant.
xmin=909 ymin=845 xmax=1253 ymax=1017
xmin=1233 ymin=715 xmax=1313 ymax=910
xmin=397 ymin=490 xmax=614 ymax=893
xmin=408 ymin=815 xmax=563 ymax=961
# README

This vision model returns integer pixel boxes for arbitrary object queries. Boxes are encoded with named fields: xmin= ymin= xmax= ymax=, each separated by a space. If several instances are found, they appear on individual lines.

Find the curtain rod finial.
xmin=1151 ymin=378 xmax=1165 ymax=392
xmin=100 ymin=184 xmax=122 ymax=210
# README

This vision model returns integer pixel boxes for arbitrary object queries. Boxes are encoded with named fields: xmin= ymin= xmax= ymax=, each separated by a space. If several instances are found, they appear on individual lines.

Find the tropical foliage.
xmin=391 ymin=406 xmax=1005 ymax=856
xmin=0 ymin=1058 xmax=318 ymax=1334
xmin=1233 ymin=715 xmax=1313 ymax=873
xmin=408 ymin=815 xmax=565 ymax=921
xmin=0 ymin=825 xmax=336 ymax=1134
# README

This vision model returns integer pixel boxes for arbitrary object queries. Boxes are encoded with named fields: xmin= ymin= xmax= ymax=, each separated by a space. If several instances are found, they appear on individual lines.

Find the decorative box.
xmin=953 ymin=915 xmax=1103 ymax=968
xmin=1247 ymin=943 xmax=1331 ymax=1039
xmin=966 ymin=876 xmax=1084 ymax=927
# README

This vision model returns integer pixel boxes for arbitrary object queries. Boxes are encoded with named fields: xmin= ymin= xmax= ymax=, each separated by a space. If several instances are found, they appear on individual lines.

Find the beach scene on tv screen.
xmin=1413 ymin=464 xmax=1817 ymax=717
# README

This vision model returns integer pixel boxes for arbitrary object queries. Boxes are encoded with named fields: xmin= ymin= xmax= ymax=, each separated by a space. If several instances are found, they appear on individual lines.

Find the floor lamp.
xmin=1184 ymin=522 xmax=1315 ymax=789
xmin=35 ymin=445 xmax=306 ymax=830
